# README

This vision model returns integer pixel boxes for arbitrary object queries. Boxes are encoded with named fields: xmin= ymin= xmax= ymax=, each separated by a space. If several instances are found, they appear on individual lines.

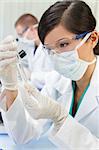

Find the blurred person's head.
xmin=15 ymin=13 xmax=40 ymax=46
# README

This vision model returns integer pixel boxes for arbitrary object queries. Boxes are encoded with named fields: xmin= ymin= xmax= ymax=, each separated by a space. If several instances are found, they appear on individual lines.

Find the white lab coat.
xmin=29 ymin=43 xmax=54 ymax=89
xmin=0 ymin=56 xmax=99 ymax=149
xmin=31 ymin=43 xmax=54 ymax=72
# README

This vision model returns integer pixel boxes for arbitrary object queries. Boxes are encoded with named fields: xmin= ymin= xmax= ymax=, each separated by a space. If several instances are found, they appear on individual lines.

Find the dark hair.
xmin=15 ymin=13 xmax=38 ymax=28
xmin=38 ymin=0 xmax=99 ymax=55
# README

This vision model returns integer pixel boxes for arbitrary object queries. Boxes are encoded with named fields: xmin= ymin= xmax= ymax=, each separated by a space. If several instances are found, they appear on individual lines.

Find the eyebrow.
xmin=57 ymin=37 xmax=72 ymax=41
xmin=22 ymin=26 xmax=29 ymax=34
xmin=44 ymin=36 xmax=75 ymax=45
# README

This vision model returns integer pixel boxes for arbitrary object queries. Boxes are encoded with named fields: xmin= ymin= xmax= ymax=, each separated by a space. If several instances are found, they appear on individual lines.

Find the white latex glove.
xmin=23 ymin=82 xmax=68 ymax=132
xmin=0 ymin=35 xmax=18 ymax=90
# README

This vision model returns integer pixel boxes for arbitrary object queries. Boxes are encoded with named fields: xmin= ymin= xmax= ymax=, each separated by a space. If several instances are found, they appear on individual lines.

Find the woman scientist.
xmin=0 ymin=0 xmax=99 ymax=149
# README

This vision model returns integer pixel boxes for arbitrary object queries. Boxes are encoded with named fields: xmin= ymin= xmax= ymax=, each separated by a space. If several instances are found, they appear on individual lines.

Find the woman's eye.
xmin=59 ymin=42 xmax=69 ymax=48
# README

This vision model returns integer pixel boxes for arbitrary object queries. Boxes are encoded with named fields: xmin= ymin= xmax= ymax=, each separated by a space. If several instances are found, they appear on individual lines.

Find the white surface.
xmin=0 ymin=0 xmax=59 ymax=40
xmin=0 ymin=134 xmax=57 ymax=150
xmin=0 ymin=124 xmax=7 ymax=134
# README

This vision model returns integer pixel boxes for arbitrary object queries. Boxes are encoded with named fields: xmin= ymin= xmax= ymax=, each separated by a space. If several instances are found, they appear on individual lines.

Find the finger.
xmin=0 ymin=57 xmax=17 ymax=69
xmin=0 ymin=51 xmax=17 ymax=60
xmin=0 ymin=41 xmax=17 ymax=51
xmin=24 ymin=82 xmax=43 ymax=101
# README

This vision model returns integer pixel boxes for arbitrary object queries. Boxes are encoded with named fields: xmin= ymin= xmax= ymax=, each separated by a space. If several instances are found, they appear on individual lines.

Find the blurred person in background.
xmin=15 ymin=14 xmax=53 ymax=90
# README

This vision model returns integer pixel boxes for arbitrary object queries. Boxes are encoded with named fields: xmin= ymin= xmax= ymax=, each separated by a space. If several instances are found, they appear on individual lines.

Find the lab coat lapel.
xmin=55 ymin=78 xmax=73 ymax=113
xmin=75 ymin=85 xmax=98 ymax=121
xmin=75 ymin=56 xmax=99 ymax=121
xmin=54 ymin=76 xmax=71 ymax=95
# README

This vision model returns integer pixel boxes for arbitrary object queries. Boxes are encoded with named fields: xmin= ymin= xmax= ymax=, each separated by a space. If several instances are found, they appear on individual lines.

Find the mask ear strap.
xmin=75 ymin=32 xmax=92 ymax=50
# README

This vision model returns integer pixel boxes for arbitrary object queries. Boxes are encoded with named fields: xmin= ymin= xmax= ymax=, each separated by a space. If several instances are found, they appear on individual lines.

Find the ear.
xmin=90 ymin=31 xmax=98 ymax=48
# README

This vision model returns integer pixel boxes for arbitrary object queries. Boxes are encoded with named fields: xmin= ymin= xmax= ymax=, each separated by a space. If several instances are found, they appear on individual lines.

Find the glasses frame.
xmin=43 ymin=31 xmax=90 ymax=55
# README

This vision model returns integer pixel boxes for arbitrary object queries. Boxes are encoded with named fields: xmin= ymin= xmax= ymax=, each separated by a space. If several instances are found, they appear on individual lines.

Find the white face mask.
xmin=50 ymin=32 xmax=96 ymax=81
xmin=17 ymin=37 xmax=36 ymax=55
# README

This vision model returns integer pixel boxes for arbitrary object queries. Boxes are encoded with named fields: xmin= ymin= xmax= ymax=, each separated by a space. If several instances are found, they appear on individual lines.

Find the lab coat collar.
xmin=54 ymin=76 xmax=72 ymax=95
xmin=45 ymin=70 xmax=72 ymax=95
xmin=75 ymin=56 xmax=99 ymax=121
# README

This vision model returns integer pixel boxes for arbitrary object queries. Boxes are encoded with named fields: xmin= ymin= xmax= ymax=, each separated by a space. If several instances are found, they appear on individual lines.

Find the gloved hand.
xmin=0 ymin=35 xmax=18 ymax=90
xmin=23 ymin=82 xmax=68 ymax=132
